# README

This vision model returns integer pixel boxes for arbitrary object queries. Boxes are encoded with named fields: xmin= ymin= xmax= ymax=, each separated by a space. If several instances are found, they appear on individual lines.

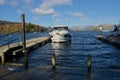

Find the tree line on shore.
xmin=0 ymin=20 xmax=47 ymax=34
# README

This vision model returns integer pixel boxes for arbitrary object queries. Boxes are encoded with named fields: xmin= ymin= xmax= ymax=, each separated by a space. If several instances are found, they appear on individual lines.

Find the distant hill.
xmin=0 ymin=20 xmax=46 ymax=34
xmin=70 ymin=24 xmax=115 ymax=31
xmin=0 ymin=20 xmax=19 ymax=25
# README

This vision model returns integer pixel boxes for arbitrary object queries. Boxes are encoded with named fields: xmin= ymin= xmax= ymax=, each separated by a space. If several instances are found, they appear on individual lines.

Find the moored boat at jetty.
xmin=49 ymin=26 xmax=71 ymax=43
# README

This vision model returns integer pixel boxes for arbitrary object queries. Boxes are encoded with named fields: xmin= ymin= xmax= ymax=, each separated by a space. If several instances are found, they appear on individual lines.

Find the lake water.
xmin=1 ymin=31 xmax=120 ymax=69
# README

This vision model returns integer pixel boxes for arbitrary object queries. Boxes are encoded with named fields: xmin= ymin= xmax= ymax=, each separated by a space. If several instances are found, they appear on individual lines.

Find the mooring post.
xmin=21 ymin=14 xmax=28 ymax=70
xmin=87 ymin=55 xmax=91 ymax=80
xmin=1 ymin=53 xmax=5 ymax=65
xmin=52 ymin=53 xmax=56 ymax=71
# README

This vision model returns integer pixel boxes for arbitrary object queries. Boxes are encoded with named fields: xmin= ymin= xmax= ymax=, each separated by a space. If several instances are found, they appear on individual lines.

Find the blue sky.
xmin=0 ymin=0 xmax=120 ymax=27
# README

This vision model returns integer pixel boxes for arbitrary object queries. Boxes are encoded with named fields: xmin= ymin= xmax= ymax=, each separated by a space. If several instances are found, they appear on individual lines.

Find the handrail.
xmin=0 ymin=31 xmax=20 ymax=48
xmin=0 ymin=38 xmax=18 ymax=47
xmin=0 ymin=31 xmax=19 ymax=38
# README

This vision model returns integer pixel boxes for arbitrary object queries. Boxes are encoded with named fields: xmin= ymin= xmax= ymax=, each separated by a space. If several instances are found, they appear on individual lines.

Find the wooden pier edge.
xmin=0 ymin=37 xmax=50 ymax=64
xmin=96 ymin=35 xmax=120 ymax=47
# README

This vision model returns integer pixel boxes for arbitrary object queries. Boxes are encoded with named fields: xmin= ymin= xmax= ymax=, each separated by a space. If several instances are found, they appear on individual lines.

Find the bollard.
xmin=52 ymin=53 xmax=56 ymax=71
xmin=87 ymin=55 xmax=91 ymax=80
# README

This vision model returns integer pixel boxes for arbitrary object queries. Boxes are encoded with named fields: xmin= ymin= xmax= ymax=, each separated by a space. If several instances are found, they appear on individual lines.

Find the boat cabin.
xmin=53 ymin=26 xmax=69 ymax=30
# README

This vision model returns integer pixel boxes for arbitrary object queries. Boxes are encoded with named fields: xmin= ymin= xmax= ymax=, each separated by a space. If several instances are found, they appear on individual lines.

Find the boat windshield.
xmin=53 ymin=27 xmax=68 ymax=30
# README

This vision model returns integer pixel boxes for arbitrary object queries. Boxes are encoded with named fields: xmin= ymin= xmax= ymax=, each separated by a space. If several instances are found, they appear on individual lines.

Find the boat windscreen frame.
xmin=53 ymin=26 xmax=68 ymax=30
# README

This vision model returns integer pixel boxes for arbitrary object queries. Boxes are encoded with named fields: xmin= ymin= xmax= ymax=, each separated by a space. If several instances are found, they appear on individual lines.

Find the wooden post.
xmin=21 ymin=14 xmax=28 ymax=70
xmin=21 ymin=14 xmax=26 ymax=51
xmin=52 ymin=53 xmax=56 ymax=71
xmin=87 ymin=55 xmax=91 ymax=80
xmin=87 ymin=55 xmax=91 ymax=72
xmin=1 ymin=53 xmax=5 ymax=65
xmin=23 ymin=50 xmax=28 ymax=70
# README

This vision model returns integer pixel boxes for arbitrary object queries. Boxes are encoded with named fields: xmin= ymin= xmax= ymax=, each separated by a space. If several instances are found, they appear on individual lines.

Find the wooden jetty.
xmin=0 ymin=37 xmax=50 ymax=64
xmin=96 ymin=35 xmax=120 ymax=47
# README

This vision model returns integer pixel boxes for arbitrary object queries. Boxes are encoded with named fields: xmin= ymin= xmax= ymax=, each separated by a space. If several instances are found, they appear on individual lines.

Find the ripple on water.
xmin=22 ymin=31 xmax=120 ymax=69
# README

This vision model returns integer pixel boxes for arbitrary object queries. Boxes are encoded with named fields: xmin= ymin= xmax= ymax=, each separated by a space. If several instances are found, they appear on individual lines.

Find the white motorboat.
xmin=49 ymin=26 xmax=71 ymax=43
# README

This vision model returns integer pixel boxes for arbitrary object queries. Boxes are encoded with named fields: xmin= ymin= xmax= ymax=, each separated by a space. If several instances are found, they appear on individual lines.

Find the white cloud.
xmin=25 ymin=0 xmax=33 ymax=4
xmin=55 ymin=19 xmax=61 ymax=22
xmin=106 ymin=17 xmax=118 ymax=20
xmin=17 ymin=9 xmax=23 ymax=14
xmin=65 ymin=12 xmax=89 ymax=21
xmin=0 ymin=0 xmax=4 ymax=5
xmin=32 ymin=0 xmax=72 ymax=15
xmin=40 ymin=0 xmax=72 ymax=9
xmin=64 ymin=17 xmax=71 ymax=21
xmin=9 ymin=1 xmax=18 ymax=6
xmin=80 ymin=17 xmax=89 ymax=21
xmin=73 ymin=12 xmax=89 ymax=21
xmin=32 ymin=8 xmax=55 ymax=15
xmin=34 ymin=16 xmax=40 ymax=21
xmin=65 ymin=12 xmax=84 ymax=17
xmin=1 ymin=0 xmax=19 ymax=6
xmin=52 ymin=14 xmax=59 ymax=18
xmin=55 ymin=17 xmax=71 ymax=22
xmin=74 ymin=12 xmax=84 ymax=17
xmin=90 ymin=11 xmax=96 ymax=14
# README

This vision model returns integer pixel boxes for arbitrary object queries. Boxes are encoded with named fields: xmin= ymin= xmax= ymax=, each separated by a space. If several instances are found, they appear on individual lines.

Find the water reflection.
xmin=51 ymin=43 xmax=70 ymax=55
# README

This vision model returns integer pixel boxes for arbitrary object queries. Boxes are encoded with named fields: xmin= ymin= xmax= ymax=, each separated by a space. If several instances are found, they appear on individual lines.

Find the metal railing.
xmin=0 ymin=31 xmax=20 ymax=48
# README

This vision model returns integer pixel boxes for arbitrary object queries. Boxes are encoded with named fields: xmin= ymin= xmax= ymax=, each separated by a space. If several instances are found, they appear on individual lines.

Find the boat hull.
xmin=49 ymin=26 xmax=71 ymax=43
xmin=50 ymin=34 xmax=71 ymax=43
